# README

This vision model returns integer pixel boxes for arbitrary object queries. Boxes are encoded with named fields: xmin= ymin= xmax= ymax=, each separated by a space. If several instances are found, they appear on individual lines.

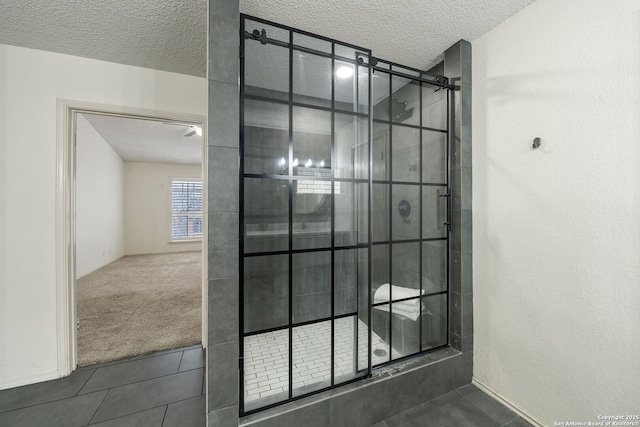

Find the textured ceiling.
xmin=1 ymin=0 xmax=207 ymax=77
xmin=82 ymin=114 xmax=202 ymax=165
xmin=1 ymin=0 xmax=536 ymax=77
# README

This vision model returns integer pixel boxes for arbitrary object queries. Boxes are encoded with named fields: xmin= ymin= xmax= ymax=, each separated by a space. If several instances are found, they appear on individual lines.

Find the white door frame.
xmin=56 ymin=99 xmax=208 ymax=376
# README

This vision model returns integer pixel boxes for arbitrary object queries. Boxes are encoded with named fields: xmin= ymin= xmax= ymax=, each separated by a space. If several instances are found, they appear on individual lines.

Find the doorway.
xmin=57 ymin=103 xmax=207 ymax=371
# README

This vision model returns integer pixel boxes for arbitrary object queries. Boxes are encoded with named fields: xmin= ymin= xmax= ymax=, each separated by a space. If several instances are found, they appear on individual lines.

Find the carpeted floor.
xmin=76 ymin=251 xmax=202 ymax=366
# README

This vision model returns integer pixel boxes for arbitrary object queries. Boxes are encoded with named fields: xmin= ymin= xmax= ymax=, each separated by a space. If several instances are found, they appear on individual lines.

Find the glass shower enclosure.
xmin=240 ymin=15 xmax=451 ymax=414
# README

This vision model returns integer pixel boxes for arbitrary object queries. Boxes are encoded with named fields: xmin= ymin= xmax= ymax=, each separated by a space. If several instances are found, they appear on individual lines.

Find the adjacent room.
xmin=74 ymin=113 xmax=204 ymax=366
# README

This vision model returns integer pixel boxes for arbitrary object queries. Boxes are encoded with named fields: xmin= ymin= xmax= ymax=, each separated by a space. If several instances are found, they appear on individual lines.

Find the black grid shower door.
xmin=239 ymin=15 xmax=372 ymax=414
xmin=239 ymin=14 xmax=453 ymax=416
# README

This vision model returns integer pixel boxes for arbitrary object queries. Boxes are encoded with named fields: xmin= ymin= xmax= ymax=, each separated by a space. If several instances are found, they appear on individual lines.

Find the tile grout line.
xmin=77 ymin=363 xmax=205 ymax=395
xmin=177 ymin=349 xmax=186 ymax=373
xmin=0 ymin=371 xmax=100 ymax=415
xmin=86 ymin=403 xmax=169 ymax=426
xmin=86 ymin=388 xmax=111 ymax=425
xmin=77 ymin=368 xmax=99 ymax=396
xmin=160 ymin=404 xmax=169 ymax=427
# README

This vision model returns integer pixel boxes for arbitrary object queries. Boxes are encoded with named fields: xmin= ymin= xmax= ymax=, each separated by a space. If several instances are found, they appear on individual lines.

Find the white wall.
xmin=0 ymin=44 xmax=206 ymax=389
xmin=75 ymin=114 xmax=125 ymax=278
xmin=472 ymin=0 xmax=640 ymax=424
xmin=124 ymin=162 xmax=202 ymax=255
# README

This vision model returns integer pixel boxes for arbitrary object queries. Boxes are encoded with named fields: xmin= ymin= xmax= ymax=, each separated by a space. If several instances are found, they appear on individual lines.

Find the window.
xmin=171 ymin=180 xmax=202 ymax=240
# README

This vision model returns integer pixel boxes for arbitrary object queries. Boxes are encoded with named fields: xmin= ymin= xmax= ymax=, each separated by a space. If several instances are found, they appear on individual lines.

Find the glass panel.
xmin=422 ymin=293 xmax=448 ymax=351
xmin=371 ymin=303 xmax=391 ymax=366
xmin=292 ymin=321 xmax=331 ymax=396
xmin=391 ymin=242 xmax=420 ymax=298
xmin=422 ymin=185 xmax=448 ymax=239
xmin=391 ymin=298 xmax=421 ymax=359
xmin=389 ymin=77 xmax=419 ymax=126
xmin=334 ymin=248 xmax=369 ymax=316
xmin=293 ymin=182 xmax=331 ymax=250
xmin=294 ymin=32 xmax=331 ymax=53
xmin=244 ymin=178 xmax=289 ymax=253
xmin=372 ymin=73 xmax=390 ymax=121
xmin=357 ymin=310 xmax=369 ymax=371
xmin=372 ymin=184 xmax=389 ymax=242
xmin=358 ymin=66 xmax=369 ymax=115
xmin=244 ymin=255 xmax=288 ymax=334
xmin=244 ymin=99 xmax=289 ymax=175
xmin=335 ymin=114 xmax=368 ymax=180
xmin=422 ymin=241 xmax=447 ymax=294
xmin=372 ymin=122 xmax=389 ymax=180
xmin=422 ymin=84 xmax=447 ymax=131
xmin=372 ymin=245 xmax=389 ymax=290
xmin=334 ymin=49 xmax=369 ymax=114
xmin=293 ymin=107 xmax=331 ymax=177
xmin=244 ymin=38 xmax=289 ymax=101
xmin=422 ymin=130 xmax=447 ymax=184
xmin=334 ymin=181 xmax=368 ymax=247
xmin=392 ymin=184 xmax=419 ymax=240
xmin=292 ymin=252 xmax=331 ymax=323
xmin=293 ymin=52 xmax=331 ymax=108
xmin=392 ymin=126 xmax=420 ymax=183
xmin=334 ymin=316 xmax=367 ymax=384
xmin=243 ymin=331 xmax=289 ymax=411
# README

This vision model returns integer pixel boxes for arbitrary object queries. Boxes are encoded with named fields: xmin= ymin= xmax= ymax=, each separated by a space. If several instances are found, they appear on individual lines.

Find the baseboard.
xmin=472 ymin=378 xmax=543 ymax=427
xmin=0 ymin=369 xmax=60 ymax=391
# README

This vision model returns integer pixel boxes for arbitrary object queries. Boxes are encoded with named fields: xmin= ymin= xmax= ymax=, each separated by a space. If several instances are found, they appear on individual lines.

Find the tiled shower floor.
xmin=244 ymin=318 xmax=399 ymax=407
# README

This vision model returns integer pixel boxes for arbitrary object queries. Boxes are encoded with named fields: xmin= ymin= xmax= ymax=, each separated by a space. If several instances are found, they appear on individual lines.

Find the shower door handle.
xmin=440 ymin=190 xmax=452 ymax=232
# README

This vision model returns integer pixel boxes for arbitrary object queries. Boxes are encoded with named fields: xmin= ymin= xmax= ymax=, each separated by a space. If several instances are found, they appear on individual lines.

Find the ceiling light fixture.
xmin=336 ymin=66 xmax=354 ymax=79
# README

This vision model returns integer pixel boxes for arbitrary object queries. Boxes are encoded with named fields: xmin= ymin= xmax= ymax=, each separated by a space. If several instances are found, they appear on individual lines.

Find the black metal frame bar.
xmin=239 ymin=13 xmax=457 ymax=416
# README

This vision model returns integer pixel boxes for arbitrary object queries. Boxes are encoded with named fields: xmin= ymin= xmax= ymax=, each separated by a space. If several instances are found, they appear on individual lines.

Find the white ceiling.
xmin=1 ymin=0 xmax=536 ymax=77
xmin=82 ymin=114 xmax=202 ymax=165
xmin=6 ymin=1 xmax=536 ymax=163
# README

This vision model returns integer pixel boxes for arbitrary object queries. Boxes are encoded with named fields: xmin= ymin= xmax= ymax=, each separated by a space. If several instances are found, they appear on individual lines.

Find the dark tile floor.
xmin=0 ymin=345 xmax=533 ymax=427
xmin=375 ymin=383 xmax=534 ymax=427
xmin=0 ymin=345 xmax=205 ymax=427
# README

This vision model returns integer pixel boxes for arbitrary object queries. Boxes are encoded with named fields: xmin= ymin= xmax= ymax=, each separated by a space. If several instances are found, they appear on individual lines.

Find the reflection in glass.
xmin=421 ymin=293 xmax=448 ymax=351
xmin=243 ymin=331 xmax=289 ymax=411
xmin=244 ymin=178 xmax=289 ymax=253
xmin=293 ymin=107 xmax=331 ymax=177
xmin=422 ymin=130 xmax=447 ymax=184
xmin=372 ymin=244 xmax=389 ymax=288
xmin=422 ymin=186 xmax=448 ymax=239
xmin=244 ymin=38 xmax=289 ymax=101
xmin=391 ymin=242 xmax=420 ymax=295
xmin=391 ymin=299 xmax=421 ymax=359
xmin=371 ymin=303 xmax=391 ymax=366
xmin=294 ymin=32 xmax=331 ymax=53
xmin=390 ymin=77 xmax=419 ymax=126
xmin=293 ymin=183 xmax=331 ymax=250
xmin=392 ymin=184 xmax=419 ymax=240
xmin=293 ymin=321 xmax=331 ymax=396
xmin=372 ymin=184 xmax=389 ymax=242
xmin=422 ymin=85 xmax=447 ymax=130
xmin=334 ymin=181 xmax=368 ymax=247
xmin=335 ymin=114 xmax=369 ymax=179
xmin=293 ymin=52 xmax=331 ymax=108
xmin=372 ymin=122 xmax=389 ymax=180
xmin=292 ymin=252 xmax=331 ymax=323
xmin=334 ymin=316 xmax=367 ymax=384
xmin=244 ymin=99 xmax=289 ymax=175
xmin=392 ymin=126 xmax=420 ymax=183
xmin=422 ymin=241 xmax=447 ymax=294
xmin=244 ymin=255 xmax=288 ymax=334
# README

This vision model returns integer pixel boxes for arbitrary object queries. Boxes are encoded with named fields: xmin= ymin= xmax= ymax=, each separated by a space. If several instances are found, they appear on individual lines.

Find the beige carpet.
xmin=77 ymin=251 xmax=202 ymax=366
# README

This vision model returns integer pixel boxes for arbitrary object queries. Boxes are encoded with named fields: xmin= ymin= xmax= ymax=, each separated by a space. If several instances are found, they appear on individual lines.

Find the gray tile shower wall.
xmin=208 ymin=0 xmax=240 ymax=426
xmin=444 ymin=40 xmax=473 ymax=354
